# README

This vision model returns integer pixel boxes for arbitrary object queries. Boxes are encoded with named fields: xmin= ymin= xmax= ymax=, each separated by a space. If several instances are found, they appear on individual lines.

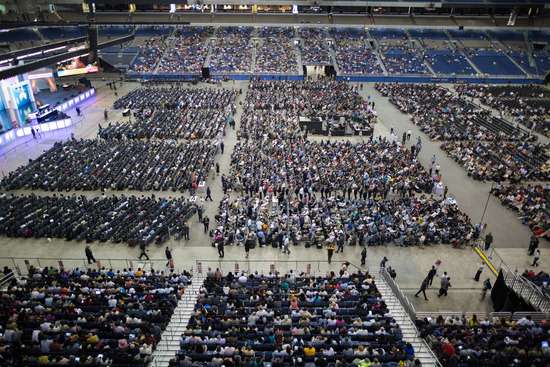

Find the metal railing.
xmin=0 ymin=256 xmax=193 ymax=276
xmin=379 ymin=267 xmax=443 ymax=367
xmin=194 ymin=259 xmax=364 ymax=276
xmin=379 ymin=266 xmax=416 ymax=321
xmin=476 ymin=244 xmax=550 ymax=313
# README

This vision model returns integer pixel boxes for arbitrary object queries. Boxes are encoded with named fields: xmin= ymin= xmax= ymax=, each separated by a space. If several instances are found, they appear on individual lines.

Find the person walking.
xmin=414 ymin=277 xmax=429 ymax=301
xmin=474 ymin=263 xmax=484 ymax=281
xmin=203 ymin=216 xmax=210 ymax=234
xmin=438 ymin=276 xmax=451 ymax=297
xmin=426 ymin=266 xmax=437 ymax=287
xmin=205 ymin=187 xmax=213 ymax=201
xmin=85 ymin=246 xmax=96 ymax=264
xmin=182 ymin=222 xmax=190 ymax=240
xmin=481 ymin=278 xmax=492 ymax=299
xmin=380 ymin=256 xmax=388 ymax=269
xmin=360 ymin=247 xmax=367 ymax=266
xmin=138 ymin=243 xmax=149 ymax=260
xmin=165 ymin=247 xmax=173 ymax=269
xmin=217 ymin=236 xmax=224 ymax=258
xmin=532 ymin=248 xmax=541 ymax=267
xmin=244 ymin=235 xmax=251 ymax=259
xmin=282 ymin=234 xmax=291 ymax=255
xmin=220 ymin=141 xmax=224 ymax=154
xmin=336 ymin=231 xmax=345 ymax=253
xmin=31 ymin=127 xmax=37 ymax=139
xmin=104 ymin=108 xmax=108 ymax=120
xmin=484 ymin=232 xmax=493 ymax=251
xmin=327 ymin=242 xmax=336 ymax=264
xmin=215 ymin=162 xmax=220 ymax=176
xmin=528 ymin=235 xmax=539 ymax=256
xmin=197 ymin=206 xmax=203 ymax=223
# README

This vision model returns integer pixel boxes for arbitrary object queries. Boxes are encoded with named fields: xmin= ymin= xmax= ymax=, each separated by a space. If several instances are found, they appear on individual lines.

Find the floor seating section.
xmin=0 ymin=267 xmax=192 ymax=366
xmin=172 ymin=271 xmax=415 ymax=366
xmin=417 ymin=315 xmax=550 ymax=367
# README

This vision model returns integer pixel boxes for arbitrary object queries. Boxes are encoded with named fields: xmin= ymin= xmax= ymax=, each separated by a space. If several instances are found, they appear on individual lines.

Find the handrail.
xmin=379 ymin=267 xmax=443 ymax=367
xmin=194 ymin=259 xmax=365 ymax=276
xmin=379 ymin=266 xmax=416 ymax=321
xmin=473 ymin=243 xmax=550 ymax=312
xmin=0 ymin=272 xmax=15 ymax=288
xmin=0 ymin=256 xmax=193 ymax=276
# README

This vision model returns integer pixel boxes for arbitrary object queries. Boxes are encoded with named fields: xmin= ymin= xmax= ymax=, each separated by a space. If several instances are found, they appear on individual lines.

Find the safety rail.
xmin=0 ymin=256 xmax=193 ymax=276
xmin=379 ymin=266 xmax=416 ymax=321
xmin=379 ymin=267 xmax=443 ymax=367
xmin=0 ymin=272 xmax=15 ymax=288
xmin=474 ymin=244 xmax=550 ymax=313
xmin=194 ymin=259 xmax=363 ymax=276
xmin=416 ymin=311 xmax=550 ymax=321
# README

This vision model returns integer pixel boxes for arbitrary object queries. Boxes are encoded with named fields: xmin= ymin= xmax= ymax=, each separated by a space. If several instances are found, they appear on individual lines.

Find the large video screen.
xmin=57 ymin=55 xmax=98 ymax=77
xmin=9 ymin=81 xmax=35 ymax=125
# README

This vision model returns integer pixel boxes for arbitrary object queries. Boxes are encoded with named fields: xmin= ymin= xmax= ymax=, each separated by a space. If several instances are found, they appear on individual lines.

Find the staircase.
xmin=523 ymin=31 xmax=538 ymax=73
xmin=153 ymin=36 xmax=177 ymax=74
xmin=377 ymin=271 xmax=441 ymax=367
xmin=294 ymin=39 xmax=303 ymax=74
xmin=328 ymin=41 xmax=341 ymax=75
xmin=371 ymin=40 xmax=388 ymax=75
xmin=204 ymin=38 xmax=216 ymax=68
xmin=460 ymin=49 xmax=483 ymax=75
xmin=250 ymin=39 xmax=258 ymax=74
xmin=151 ymin=275 xmax=204 ymax=367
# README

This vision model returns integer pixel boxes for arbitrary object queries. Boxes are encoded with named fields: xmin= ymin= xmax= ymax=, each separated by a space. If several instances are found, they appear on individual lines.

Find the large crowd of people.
xmin=0 ymin=266 xmax=191 ymax=366
xmin=156 ymin=28 xmax=213 ymax=74
xmin=215 ymin=193 xmax=473 ymax=250
xmin=376 ymin=83 xmax=521 ymax=141
xmin=441 ymin=140 xmax=550 ymax=182
xmin=171 ymin=270 xmax=419 ymax=367
xmin=491 ymin=184 xmax=549 ymax=237
xmin=129 ymin=39 xmax=166 ymax=73
xmin=455 ymin=84 xmax=550 ymax=138
xmin=0 ymin=193 xmax=195 ymax=245
xmin=99 ymin=108 xmax=231 ymax=140
xmin=113 ymin=87 xmax=235 ymax=111
xmin=376 ymin=83 xmax=550 ymax=182
xmin=255 ymin=39 xmax=298 ymax=74
xmin=298 ymin=28 xmax=332 ymax=66
xmin=417 ymin=314 xmax=550 ymax=366
xmin=334 ymin=40 xmax=383 ymax=75
xmin=210 ymin=79 xmax=473 ymax=250
xmin=380 ymin=47 xmax=429 ymax=75
xmin=209 ymin=27 xmax=253 ymax=73
xmin=1 ymin=139 xmax=217 ymax=191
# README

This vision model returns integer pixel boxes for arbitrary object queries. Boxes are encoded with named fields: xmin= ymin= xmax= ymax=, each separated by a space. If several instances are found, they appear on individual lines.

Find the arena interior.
xmin=0 ymin=0 xmax=550 ymax=366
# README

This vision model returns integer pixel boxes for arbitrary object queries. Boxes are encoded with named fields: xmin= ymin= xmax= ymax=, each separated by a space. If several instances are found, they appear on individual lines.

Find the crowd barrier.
xmin=337 ymin=75 xmax=545 ymax=84
xmin=125 ymin=71 xmax=545 ymax=84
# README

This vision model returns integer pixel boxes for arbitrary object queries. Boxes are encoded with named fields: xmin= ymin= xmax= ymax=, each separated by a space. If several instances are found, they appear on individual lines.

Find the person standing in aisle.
xmin=474 ymin=263 xmax=484 ymax=281
xmin=414 ymin=277 xmax=429 ymax=301
xmin=205 ymin=187 xmax=213 ymax=201
xmin=360 ymin=247 xmax=367 ymax=266
xmin=426 ymin=266 xmax=437 ymax=287
xmin=484 ymin=232 xmax=493 ymax=251
xmin=182 ymin=222 xmax=190 ymax=240
xmin=327 ymin=242 xmax=336 ymax=264
xmin=165 ymin=247 xmax=173 ymax=269
xmin=138 ymin=243 xmax=149 ymax=260
xmin=532 ymin=248 xmax=541 ymax=267
xmin=438 ymin=275 xmax=451 ymax=297
xmin=481 ymin=278 xmax=492 ymax=299
xmin=85 ymin=246 xmax=96 ymax=264
xmin=203 ymin=216 xmax=210 ymax=234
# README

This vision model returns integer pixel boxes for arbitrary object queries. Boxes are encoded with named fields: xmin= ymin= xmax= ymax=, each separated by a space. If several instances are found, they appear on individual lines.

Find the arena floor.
xmin=0 ymin=76 xmax=547 ymax=313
